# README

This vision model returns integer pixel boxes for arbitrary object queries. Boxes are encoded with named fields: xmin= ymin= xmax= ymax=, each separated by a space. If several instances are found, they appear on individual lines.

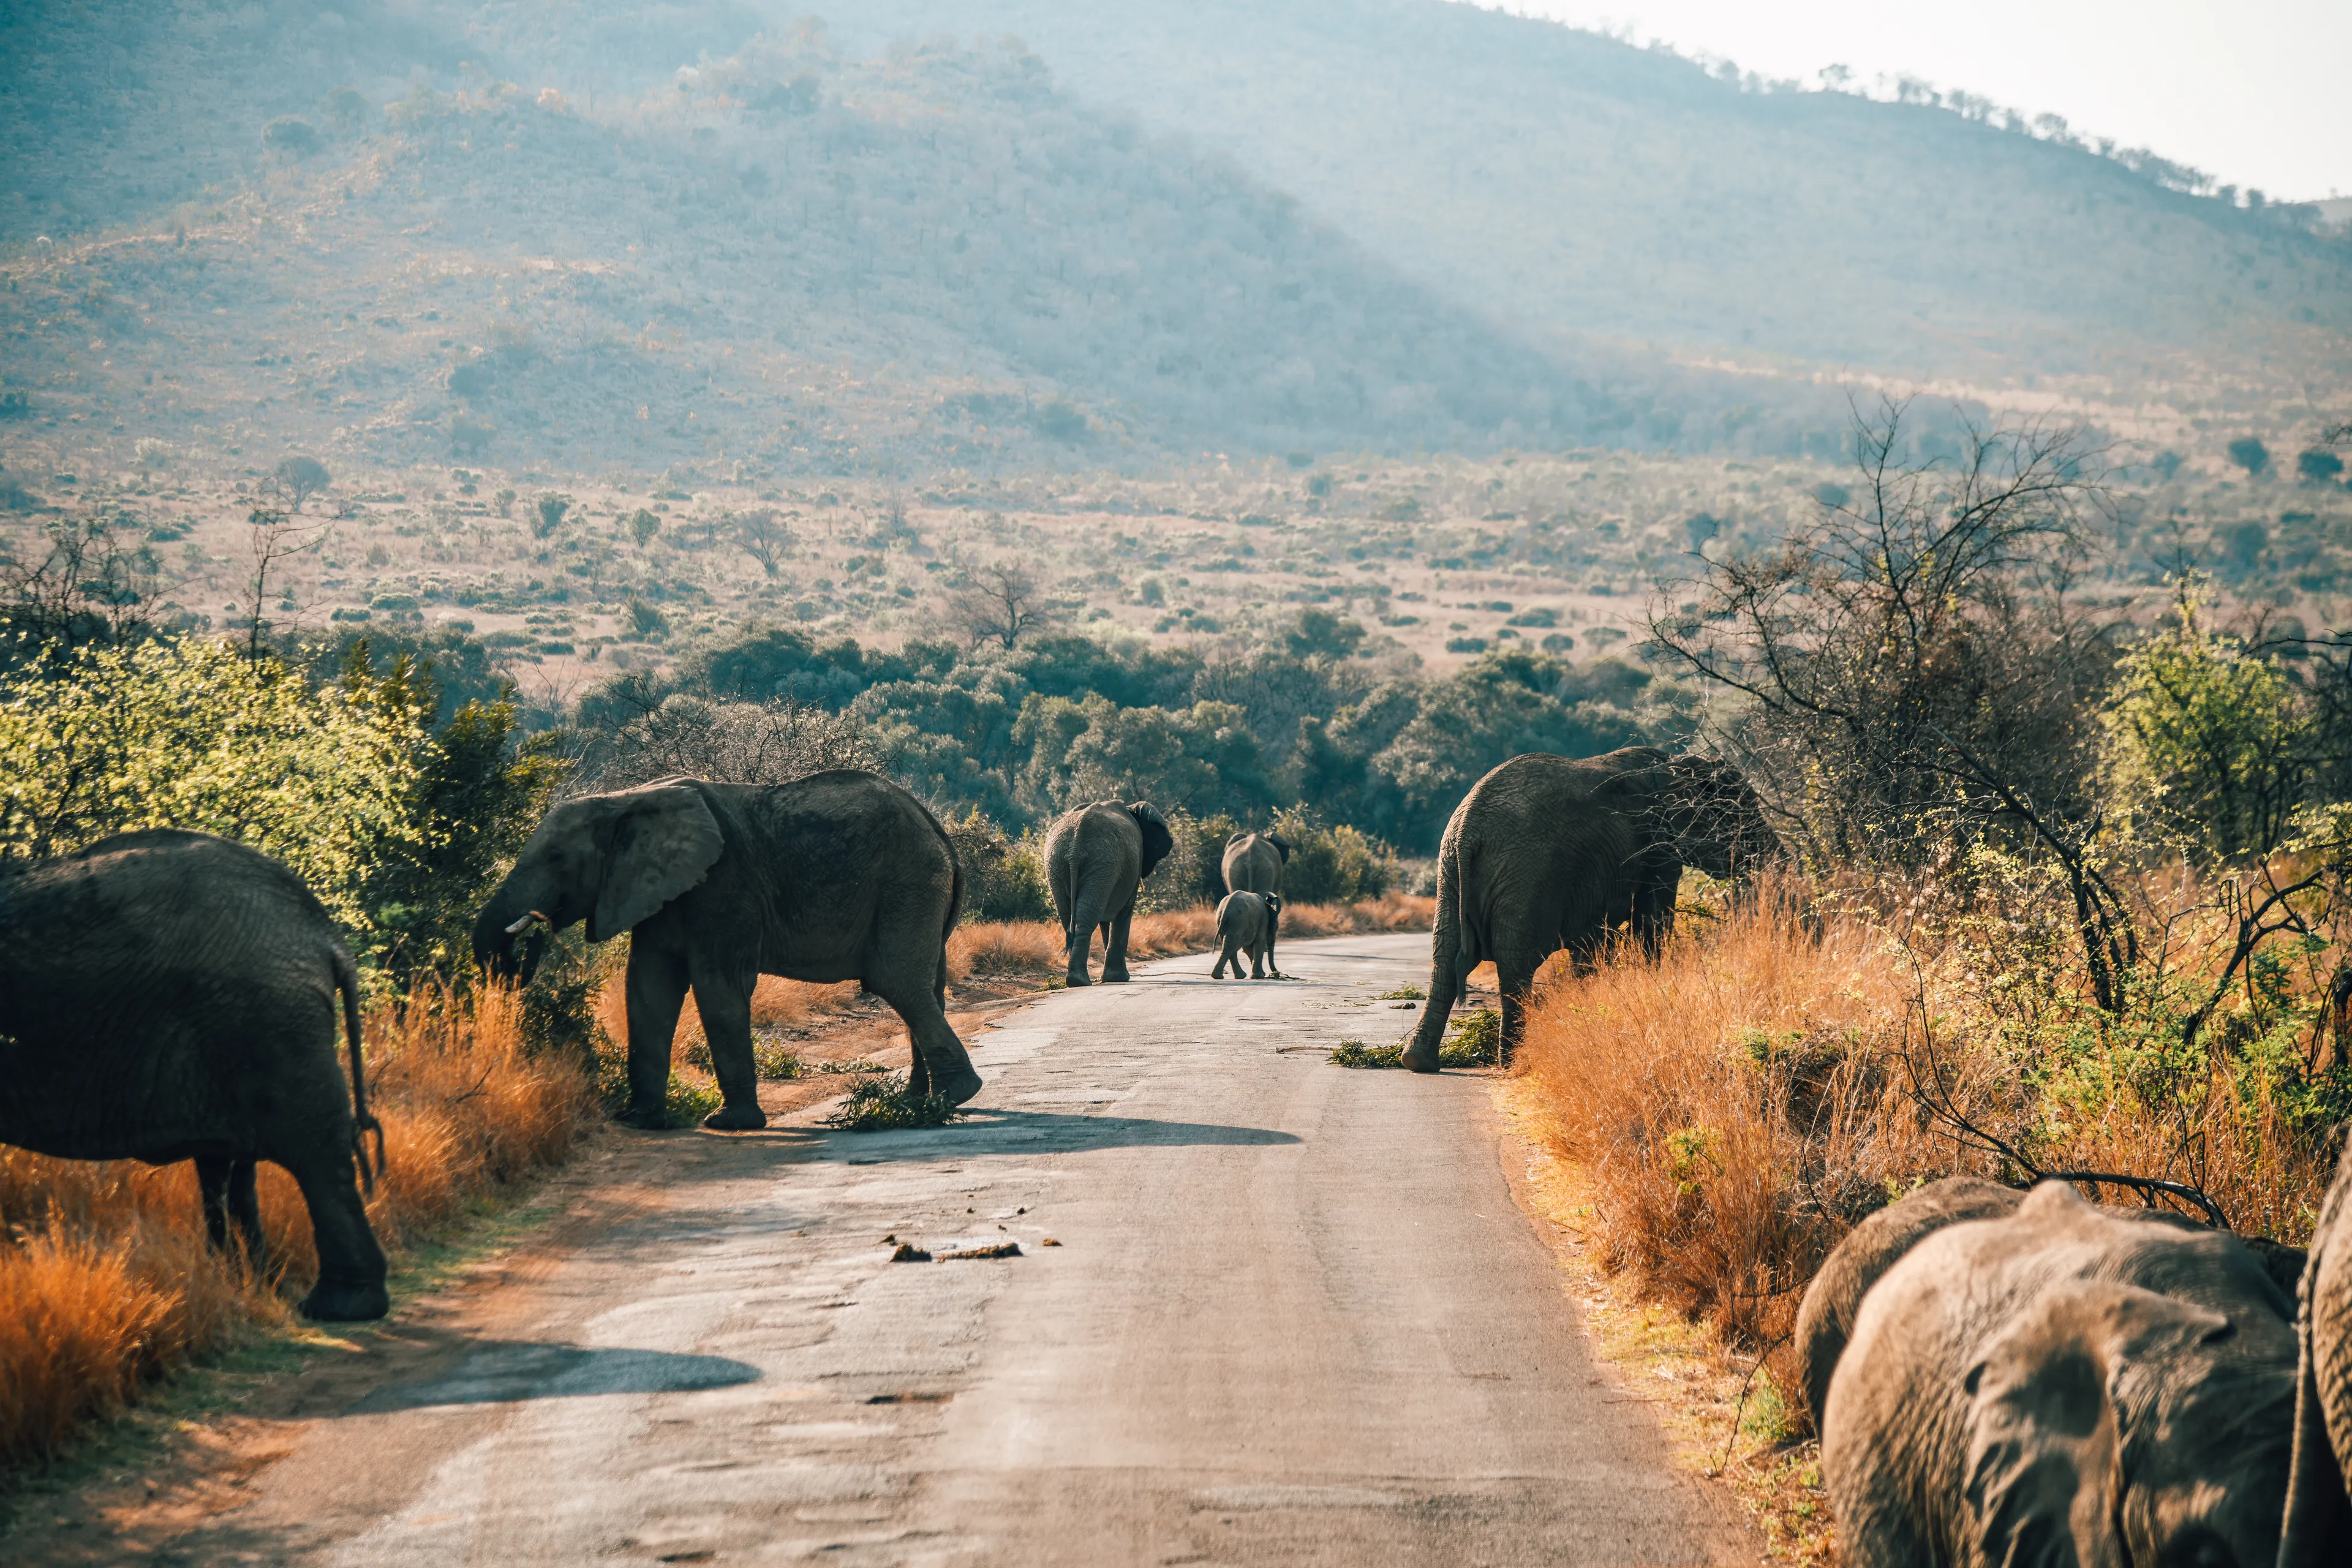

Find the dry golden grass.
xmin=1517 ymin=871 xmax=2346 ymax=1444
xmin=0 ymin=982 xmax=593 ymax=1472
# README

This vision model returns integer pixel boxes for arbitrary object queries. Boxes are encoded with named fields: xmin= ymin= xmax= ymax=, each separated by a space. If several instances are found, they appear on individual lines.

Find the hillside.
xmin=0 ymin=12 xmax=1850 ymax=473
xmin=822 ymin=0 xmax=2351 ymax=385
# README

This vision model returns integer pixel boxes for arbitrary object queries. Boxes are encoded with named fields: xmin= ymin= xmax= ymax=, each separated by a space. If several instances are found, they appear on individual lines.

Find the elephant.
xmin=0 ymin=829 xmax=390 ymax=1321
xmin=1402 ymin=747 xmax=1777 ymax=1069
xmin=1806 ymin=1180 xmax=2297 ymax=1568
xmin=1210 ymin=891 xmax=1281 ymax=979
xmin=1793 ymin=1176 xmax=2025 ymax=1429
xmin=1220 ymin=831 xmax=1290 ymax=978
xmin=473 ymin=771 xmax=978 ymax=1130
xmin=2277 ymin=1135 xmax=2352 ymax=1562
xmin=1042 ymin=800 xmax=1174 ymax=987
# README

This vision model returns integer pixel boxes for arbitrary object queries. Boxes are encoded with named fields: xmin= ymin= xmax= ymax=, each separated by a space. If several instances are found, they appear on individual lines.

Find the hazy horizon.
xmin=1472 ymin=0 xmax=2352 ymax=202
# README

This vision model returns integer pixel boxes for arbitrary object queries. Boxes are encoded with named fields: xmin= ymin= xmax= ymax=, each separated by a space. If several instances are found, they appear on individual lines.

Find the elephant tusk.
xmin=505 ymin=910 xmax=548 ymax=935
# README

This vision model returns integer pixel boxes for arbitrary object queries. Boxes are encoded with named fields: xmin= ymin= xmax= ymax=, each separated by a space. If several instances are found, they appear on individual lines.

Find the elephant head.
xmin=473 ymin=778 xmax=725 ymax=982
xmin=1654 ymin=755 xmax=1779 ymax=880
xmin=1965 ymin=1281 xmax=2296 ymax=1568
xmin=1129 ymin=802 xmax=1174 ymax=880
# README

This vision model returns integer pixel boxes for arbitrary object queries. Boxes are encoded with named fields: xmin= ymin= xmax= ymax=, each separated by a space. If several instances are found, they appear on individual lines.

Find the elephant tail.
xmin=335 ymin=948 xmax=384 ymax=1194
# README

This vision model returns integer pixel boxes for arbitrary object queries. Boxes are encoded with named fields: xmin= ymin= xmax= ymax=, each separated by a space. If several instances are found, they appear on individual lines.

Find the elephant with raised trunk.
xmin=1043 ymin=800 xmax=1173 ymax=986
xmin=1219 ymin=831 xmax=1290 ymax=978
xmin=474 ymin=771 xmax=978 ymax=1129
xmin=1806 ymin=1181 xmax=2298 ymax=1567
xmin=1403 ymin=747 xmax=1776 ymax=1069
xmin=0 ymin=830 xmax=390 ymax=1322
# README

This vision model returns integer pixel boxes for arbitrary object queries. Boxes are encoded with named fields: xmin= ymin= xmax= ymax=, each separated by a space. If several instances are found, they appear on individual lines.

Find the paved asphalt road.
xmin=178 ymin=933 xmax=1749 ymax=1566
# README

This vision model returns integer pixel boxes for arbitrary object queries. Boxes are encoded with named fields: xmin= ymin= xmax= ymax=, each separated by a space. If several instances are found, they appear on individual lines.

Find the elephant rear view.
xmin=1043 ymin=801 xmax=1173 ymax=986
xmin=1219 ymin=831 xmax=1289 ymax=978
xmin=0 ymin=830 xmax=389 ymax=1321
xmin=1211 ymin=891 xmax=1281 ymax=979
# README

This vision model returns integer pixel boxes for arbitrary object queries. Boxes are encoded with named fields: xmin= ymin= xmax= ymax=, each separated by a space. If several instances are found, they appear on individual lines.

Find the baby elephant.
xmin=1804 ymin=1180 xmax=2298 ymax=1568
xmin=1212 ymin=891 xmax=1283 ymax=979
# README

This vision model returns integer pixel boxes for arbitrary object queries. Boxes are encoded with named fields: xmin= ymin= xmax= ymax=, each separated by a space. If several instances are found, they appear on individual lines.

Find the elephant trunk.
xmin=473 ymin=866 xmax=562 ymax=984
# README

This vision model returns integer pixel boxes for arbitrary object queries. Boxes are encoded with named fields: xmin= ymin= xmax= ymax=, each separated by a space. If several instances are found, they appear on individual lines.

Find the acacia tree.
xmin=1646 ymin=399 xmax=2137 ymax=1004
xmin=944 ymin=560 xmax=1058 ymax=649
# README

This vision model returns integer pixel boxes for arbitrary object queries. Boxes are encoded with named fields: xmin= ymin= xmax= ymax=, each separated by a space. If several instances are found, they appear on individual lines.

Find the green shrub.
xmin=943 ymin=808 xmax=1055 ymax=922
xmin=1269 ymin=806 xmax=1396 ymax=903
xmin=823 ymin=1073 xmax=964 ymax=1131
xmin=1138 ymin=808 xmax=1236 ymax=912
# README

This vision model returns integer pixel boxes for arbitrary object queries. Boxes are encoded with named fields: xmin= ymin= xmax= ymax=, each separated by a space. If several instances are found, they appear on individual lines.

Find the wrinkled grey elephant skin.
xmin=0 ymin=829 xmax=389 ymax=1321
xmin=473 ymin=771 xmax=976 ymax=1129
xmin=1212 ymin=891 xmax=1281 ymax=979
xmin=1404 ymin=748 xmax=1776 ymax=1069
xmin=2278 ymin=1133 xmax=2352 ymax=1563
xmin=1813 ymin=1181 xmax=2296 ymax=1568
xmin=1221 ymin=830 xmax=1290 ymax=976
xmin=1042 ymin=799 xmax=1172 ymax=986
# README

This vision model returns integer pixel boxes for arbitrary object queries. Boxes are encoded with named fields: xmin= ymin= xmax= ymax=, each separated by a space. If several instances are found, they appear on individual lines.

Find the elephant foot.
xmin=703 ymin=1102 xmax=769 ymax=1132
xmin=933 ymin=1065 xmax=985 ymax=1106
xmin=1101 ymin=967 xmax=1131 ymax=983
xmin=1400 ymin=1045 xmax=1442 ymax=1074
xmin=1064 ymin=971 xmax=1091 ymax=988
xmin=300 ymin=1276 xmax=391 ymax=1322
xmin=616 ymin=1101 xmax=671 ymax=1130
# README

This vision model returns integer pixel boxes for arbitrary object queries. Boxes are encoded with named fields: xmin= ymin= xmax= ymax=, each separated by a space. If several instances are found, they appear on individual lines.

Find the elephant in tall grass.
xmin=0 ymin=830 xmax=390 ymax=1321
xmin=1806 ymin=1180 xmax=2298 ymax=1568
xmin=474 ymin=771 xmax=978 ymax=1128
xmin=1403 ymin=747 xmax=1776 ymax=1069
xmin=1042 ymin=801 xmax=1172 ymax=986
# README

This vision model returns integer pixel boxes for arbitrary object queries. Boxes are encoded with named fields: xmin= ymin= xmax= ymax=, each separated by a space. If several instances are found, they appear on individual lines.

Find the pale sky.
xmin=1466 ymin=0 xmax=2352 ymax=202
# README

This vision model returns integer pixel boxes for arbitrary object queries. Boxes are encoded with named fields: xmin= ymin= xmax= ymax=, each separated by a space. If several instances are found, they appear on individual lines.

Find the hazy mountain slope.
xmin=4 ymin=20 xmax=1844 ymax=472
xmin=823 ymin=0 xmax=2352 ymax=380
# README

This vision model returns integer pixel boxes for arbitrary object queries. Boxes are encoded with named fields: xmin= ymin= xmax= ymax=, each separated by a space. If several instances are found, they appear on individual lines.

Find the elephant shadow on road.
xmin=829 ymin=1107 xmax=1304 ymax=1164
xmin=348 ymin=1340 xmax=761 ymax=1413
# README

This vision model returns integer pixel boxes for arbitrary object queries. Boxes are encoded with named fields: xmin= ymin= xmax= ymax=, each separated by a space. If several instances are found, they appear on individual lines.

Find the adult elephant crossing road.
xmin=127 ymin=934 xmax=1749 ymax=1566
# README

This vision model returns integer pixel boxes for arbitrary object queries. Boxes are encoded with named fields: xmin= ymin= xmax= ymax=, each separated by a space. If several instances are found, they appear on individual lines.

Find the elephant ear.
xmin=1268 ymin=833 xmax=1292 ymax=862
xmin=1129 ymin=802 xmax=1174 ymax=880
xmin=588 ymin=784 xmax=726 ymax=940
xmin=1964 ymin=1283 xmax=2229 ymax=1568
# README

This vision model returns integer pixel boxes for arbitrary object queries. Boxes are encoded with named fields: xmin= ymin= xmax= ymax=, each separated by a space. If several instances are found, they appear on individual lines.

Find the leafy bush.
xmin=0 ymin=639 xmax=425 ymax=921
xmin=942 ymin=809 xmax=1055 ymax=922
xmin=823 ymin=1074 xmax=965 ymax=1131
xmin=1268 ymin=806 xmax=1397 ymax=903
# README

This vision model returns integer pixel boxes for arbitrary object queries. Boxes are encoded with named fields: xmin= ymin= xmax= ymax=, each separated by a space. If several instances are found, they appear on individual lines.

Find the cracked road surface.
xmin=173 ymin=933 xmax=1749 ymax=1566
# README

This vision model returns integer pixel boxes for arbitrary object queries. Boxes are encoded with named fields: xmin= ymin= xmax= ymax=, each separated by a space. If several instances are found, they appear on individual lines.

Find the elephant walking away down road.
xmin=1219 ymin=831 xmax=1289 ymax=978
xmin=0 ymin=830 xmax=390 ymax=1321
xmin=1806 ymin=1180 xmax=2299 ymax=1568
xmin=1042 ymin=800 xmax=1173 ymax=987
xmin=1210 ymin=891 xmax=1281 ymax=979
xmin=1404 ymin=748 xmax=1776 ymax=1069
xmin=474 ymin=771 xmax=978 ymax=1130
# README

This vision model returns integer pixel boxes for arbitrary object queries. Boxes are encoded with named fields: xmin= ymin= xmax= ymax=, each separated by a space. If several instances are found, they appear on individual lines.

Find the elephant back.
xmin=1221 ymin=831 xmax=1288 ymax=897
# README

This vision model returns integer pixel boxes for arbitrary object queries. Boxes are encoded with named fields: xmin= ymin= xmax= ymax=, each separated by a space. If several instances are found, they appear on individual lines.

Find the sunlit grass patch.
xmin=1376 ymin=983 xmax=1426 ymax=1000
xmin=823 ymin=1074 xmax=965 ymax=1132
xmin=1328 ymin=1038 xmax=1406 ymax=1068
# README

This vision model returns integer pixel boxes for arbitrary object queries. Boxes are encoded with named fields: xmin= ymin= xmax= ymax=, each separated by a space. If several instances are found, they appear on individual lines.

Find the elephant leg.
xmin=1263 ymin=907 xmax=1281 ymax=978
xmin=284 ymin=1148 xmax=390 ymax=1322
xmin=621 ymin=941 xmax=691 ymax=1129
xmin=870 ymin=966 xmax=982 ymax=1107
xmin=1063 ymin=919 xmax=1093 ymax=987
xmin=690 ymin=968 xmax=766 ymax=1132
xmin=227 ymin=1158 xmax=266 ymax=1272
xmin=1404 ymin=946 xmax=1467 ymax=1072
xmin=197 ymin=1153 xmax=237 ymax=1256
xmin=1101 ymin=904 xmax=1136 ymax=982
xmin=1493 ymin=949 xmax=1546 ymax=1065
xmin=1249 ymin=937 xmax=1265 ymax=980
xmin=1213 ymin=938 xmax=1234 ymax=978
